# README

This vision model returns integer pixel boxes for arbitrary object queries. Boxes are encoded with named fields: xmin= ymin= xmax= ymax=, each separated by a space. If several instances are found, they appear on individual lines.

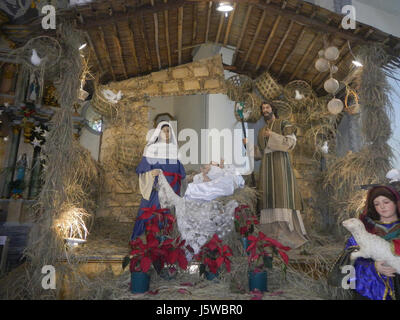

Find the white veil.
xmin=143 ymin=121 xmax=179 ymax=160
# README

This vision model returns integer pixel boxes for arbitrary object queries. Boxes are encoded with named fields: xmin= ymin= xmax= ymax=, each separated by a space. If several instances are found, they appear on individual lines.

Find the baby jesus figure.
xmin=184 ymin=159 xmax=245 ymax=201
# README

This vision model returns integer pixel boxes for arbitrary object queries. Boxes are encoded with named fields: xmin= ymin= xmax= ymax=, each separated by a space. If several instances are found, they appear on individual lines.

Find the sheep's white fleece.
xmin=342 ymin=218 xmax=400 ymax=273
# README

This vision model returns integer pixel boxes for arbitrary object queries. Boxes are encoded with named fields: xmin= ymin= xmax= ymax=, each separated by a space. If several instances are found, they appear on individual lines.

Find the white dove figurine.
xmin=320 ymin=141 xmax=329 ymax=154
xmin=31 ymin=49 xmax=42 ymax=66
xmin=295 ymin=90 xmax=304 ymax=100
xmin=386 ymin=168 xmax=400 ymax=183
xmin=102 ymin=89 xmax=123 ymax=104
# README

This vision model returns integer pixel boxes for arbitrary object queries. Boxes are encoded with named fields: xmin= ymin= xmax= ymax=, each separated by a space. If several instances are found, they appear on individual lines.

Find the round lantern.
xmin=318 ymin=50 xmax=325 ymax=57
xmin=327 ymin=98 xmax=344 ymax=115
xmin=331 ymin=65 xmax=338 ymax=74
xmin=324 ymin=78 xmax=339 ymax=94
xmin=315 ymin=58 xmax=330 ymax=72
xmin=324 ymin=46 xmax=340 ymax=61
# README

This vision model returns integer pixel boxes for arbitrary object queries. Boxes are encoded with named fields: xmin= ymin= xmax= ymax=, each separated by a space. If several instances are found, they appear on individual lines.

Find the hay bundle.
xmin=254 ymin=71 xmax=282 ymax=100
xmin=323 ymin=146 xmax=392 ymax=223
xmin=226 ymin=74 xmax=253 ymax=101
xmin=234 ymin=92 xmax=262 ymax=122
xmin=284 ymin=80 xmax=316 ymax=112
xmin=0 ymin=22 xmax=103 ymax=300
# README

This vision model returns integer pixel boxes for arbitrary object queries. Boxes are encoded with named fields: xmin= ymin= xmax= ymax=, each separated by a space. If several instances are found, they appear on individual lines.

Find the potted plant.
xmin=126 ymin=233 xmax=159 ymax=293
xmin=139 ymin=205 xmax=175 ymax=240
xmin=123 ymin=207 xmax=189 ymax=292
xmin=234 ymin=205 xmax=259 ymax=252
xmin=157 ymin=236 xmax=189 ymax=280
xmin=246 ymin=231 xmax=291 ymax=292
xmin=194 ymin=234 xmax=233 ymax=280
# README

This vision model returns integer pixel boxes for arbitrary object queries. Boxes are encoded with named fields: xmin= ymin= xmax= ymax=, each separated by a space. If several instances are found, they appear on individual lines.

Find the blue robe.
xmin=131 ymin=156 xmax=186 ymax=240
xmin=345 ymin=220 xmax=400 ymax=300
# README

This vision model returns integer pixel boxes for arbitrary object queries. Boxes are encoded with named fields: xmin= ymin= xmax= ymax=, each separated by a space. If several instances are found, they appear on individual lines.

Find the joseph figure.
xmin=245 ymin=102 xmax=308 ymax=249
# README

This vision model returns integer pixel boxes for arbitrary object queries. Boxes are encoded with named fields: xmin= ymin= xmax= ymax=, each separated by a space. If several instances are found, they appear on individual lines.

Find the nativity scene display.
xmin=0 ymin=0 xmax=400 ymax=301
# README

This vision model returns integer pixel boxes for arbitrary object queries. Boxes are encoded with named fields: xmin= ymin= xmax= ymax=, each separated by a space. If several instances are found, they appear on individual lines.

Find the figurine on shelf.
xmin=10 ymin=153 xmax=28 ymax=199
xmin=42 ymin=84 xmax=59 ymax=107
xmin=26 ymin=72 xmax=40 ymax=104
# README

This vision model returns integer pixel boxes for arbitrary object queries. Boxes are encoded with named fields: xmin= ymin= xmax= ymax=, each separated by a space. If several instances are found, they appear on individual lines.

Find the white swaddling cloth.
xmin=185 ymin=165 xmax=245 ymax=201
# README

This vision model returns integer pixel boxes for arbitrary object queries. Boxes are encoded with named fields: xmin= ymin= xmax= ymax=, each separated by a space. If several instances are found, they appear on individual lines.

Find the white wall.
xmin=79 ymin=127 xmax=100 ymax=161
xmin=352 ymin=0 xmax=400 ymax=37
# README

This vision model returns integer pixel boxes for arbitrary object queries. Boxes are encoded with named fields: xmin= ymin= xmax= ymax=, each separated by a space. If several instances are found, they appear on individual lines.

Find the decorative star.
xmin=34 ymin=126 xmax=42 ymax=134
xmin=42 ymin=130 xmax=49 ymax=138
xmin=4 ymin=102 xmax=9 ymax=108
xmin=32 ymin=137 xmax=41 ymax=148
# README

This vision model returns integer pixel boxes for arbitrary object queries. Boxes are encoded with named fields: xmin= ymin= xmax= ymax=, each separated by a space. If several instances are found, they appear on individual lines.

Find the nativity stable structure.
xmin=0 ymin=0 xmax=399 ymax=300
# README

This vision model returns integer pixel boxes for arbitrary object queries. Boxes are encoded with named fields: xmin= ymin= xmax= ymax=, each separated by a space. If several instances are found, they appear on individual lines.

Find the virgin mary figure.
xmin=130 ymin=121 xmax=186 ymax=240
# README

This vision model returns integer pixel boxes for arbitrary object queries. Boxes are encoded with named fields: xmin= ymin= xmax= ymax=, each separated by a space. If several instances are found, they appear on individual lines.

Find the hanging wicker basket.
xmin=271 ymin=100 xmax=292 ymax=120
xmin=116 ymin=133 xmax=146 ymax=168
xmin=283 ymin=80 xmax=316 ymax=112
xmin=234 ymin=92 xmax=262 ymax=123
xmin=254 ymin=72 xmax=282 ymax=100
xmin=226 ymin=75 xmax=253 ymax=101
xmin=91 ymin=87 xmax=119 ymax=119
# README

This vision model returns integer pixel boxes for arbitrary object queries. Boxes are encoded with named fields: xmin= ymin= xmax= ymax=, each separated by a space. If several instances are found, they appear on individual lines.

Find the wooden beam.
xmin=98 ymin=26 xmax=116 ymax=81
xmin=138 ymin=14 xmax=153 ymax=72
xmin=192 ymin=2 xmax=198 ymax=43
xmin=223 ymin=3 xmax=237 ymax=46
xmin=151 ymin=0 xmax=162 ymax=69
xmin=205 ymin=1 xmax=212 ymax=42
xmin=241 ymin=9 xmax=267 ymax=70
xmin=232 ymin=4 xmax=252 ymax=65
xmin=289 ymin=33 xmax=319 ymax=81
xmin=127 ymin=20 xmax=140 ymax=74
xmin=215 ymin=12 xmax=225 ymax=44
xmin=163 ymin=0 xmax=172 ymax=67
xmin=185 ymin=0 xmax=369 ymax=44
xmin=84 ymin=30 xmax=105 ymax=76
xmin=255 ymin=15 xmax=281 ymax=71
xmin=266 ymin=20 xmax=294 ymax=72
xmin=278 ymin=26 xmax=306 ymax=78
xmin=78 ymin=0 xmax=186 ymax=30
xmin=111 ymin=23 xmax=128 ymax=79
xmin=178 ymin=6 xmax=184 ymax=65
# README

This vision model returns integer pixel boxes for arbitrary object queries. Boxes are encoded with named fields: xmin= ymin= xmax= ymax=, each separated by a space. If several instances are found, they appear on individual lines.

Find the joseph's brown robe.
xmin=255 ymin=119 xmax=308 ymax=249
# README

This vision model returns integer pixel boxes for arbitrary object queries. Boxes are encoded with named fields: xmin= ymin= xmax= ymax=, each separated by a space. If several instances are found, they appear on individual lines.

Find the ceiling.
xmin=1 ymin=0 xmax=399 ymax=95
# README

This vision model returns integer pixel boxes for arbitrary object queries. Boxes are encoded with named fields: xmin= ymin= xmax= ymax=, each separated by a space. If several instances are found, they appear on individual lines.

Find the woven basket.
xmin=284 ymin=80 xmax=316 ymax=112
xmin=226 ymin=75 xmax=253 ymax=101
xmin=254 ymin=72 xmax=282 ymax=100
xmin=116 ymin=134 xmax=146 ymax=168
xmin=271 ymin=100 xmax=292 ymax=121
xmin=91 ymin=87 xmax=119 ymax=119
xmin=234 ymin=92 xmax=262 ymax=123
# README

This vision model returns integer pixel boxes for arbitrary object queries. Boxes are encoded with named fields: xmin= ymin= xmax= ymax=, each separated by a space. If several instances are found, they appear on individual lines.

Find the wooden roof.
xmin=4 ymin=0 xmax=400 ymax=93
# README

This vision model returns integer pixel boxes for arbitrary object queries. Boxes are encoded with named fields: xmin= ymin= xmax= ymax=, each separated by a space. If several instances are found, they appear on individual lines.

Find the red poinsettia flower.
xmin=139 ymin=205 xmax=175 ymax=236
xmin=247 ymin=232 xmax=291 ymax=269
xmin=194 ymin=234 xmax=233 ymax=275
xmin=234 ymin=205 xmax=258 ymax=237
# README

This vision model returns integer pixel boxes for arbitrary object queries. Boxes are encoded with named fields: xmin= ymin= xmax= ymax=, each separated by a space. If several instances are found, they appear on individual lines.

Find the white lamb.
xmin=342 ymin=218 xmax=400 ymax=273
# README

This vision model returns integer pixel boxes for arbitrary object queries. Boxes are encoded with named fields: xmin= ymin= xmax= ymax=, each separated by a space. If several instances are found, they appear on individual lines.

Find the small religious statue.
xmin=10 ymin=153 xmax=28 ymax=199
